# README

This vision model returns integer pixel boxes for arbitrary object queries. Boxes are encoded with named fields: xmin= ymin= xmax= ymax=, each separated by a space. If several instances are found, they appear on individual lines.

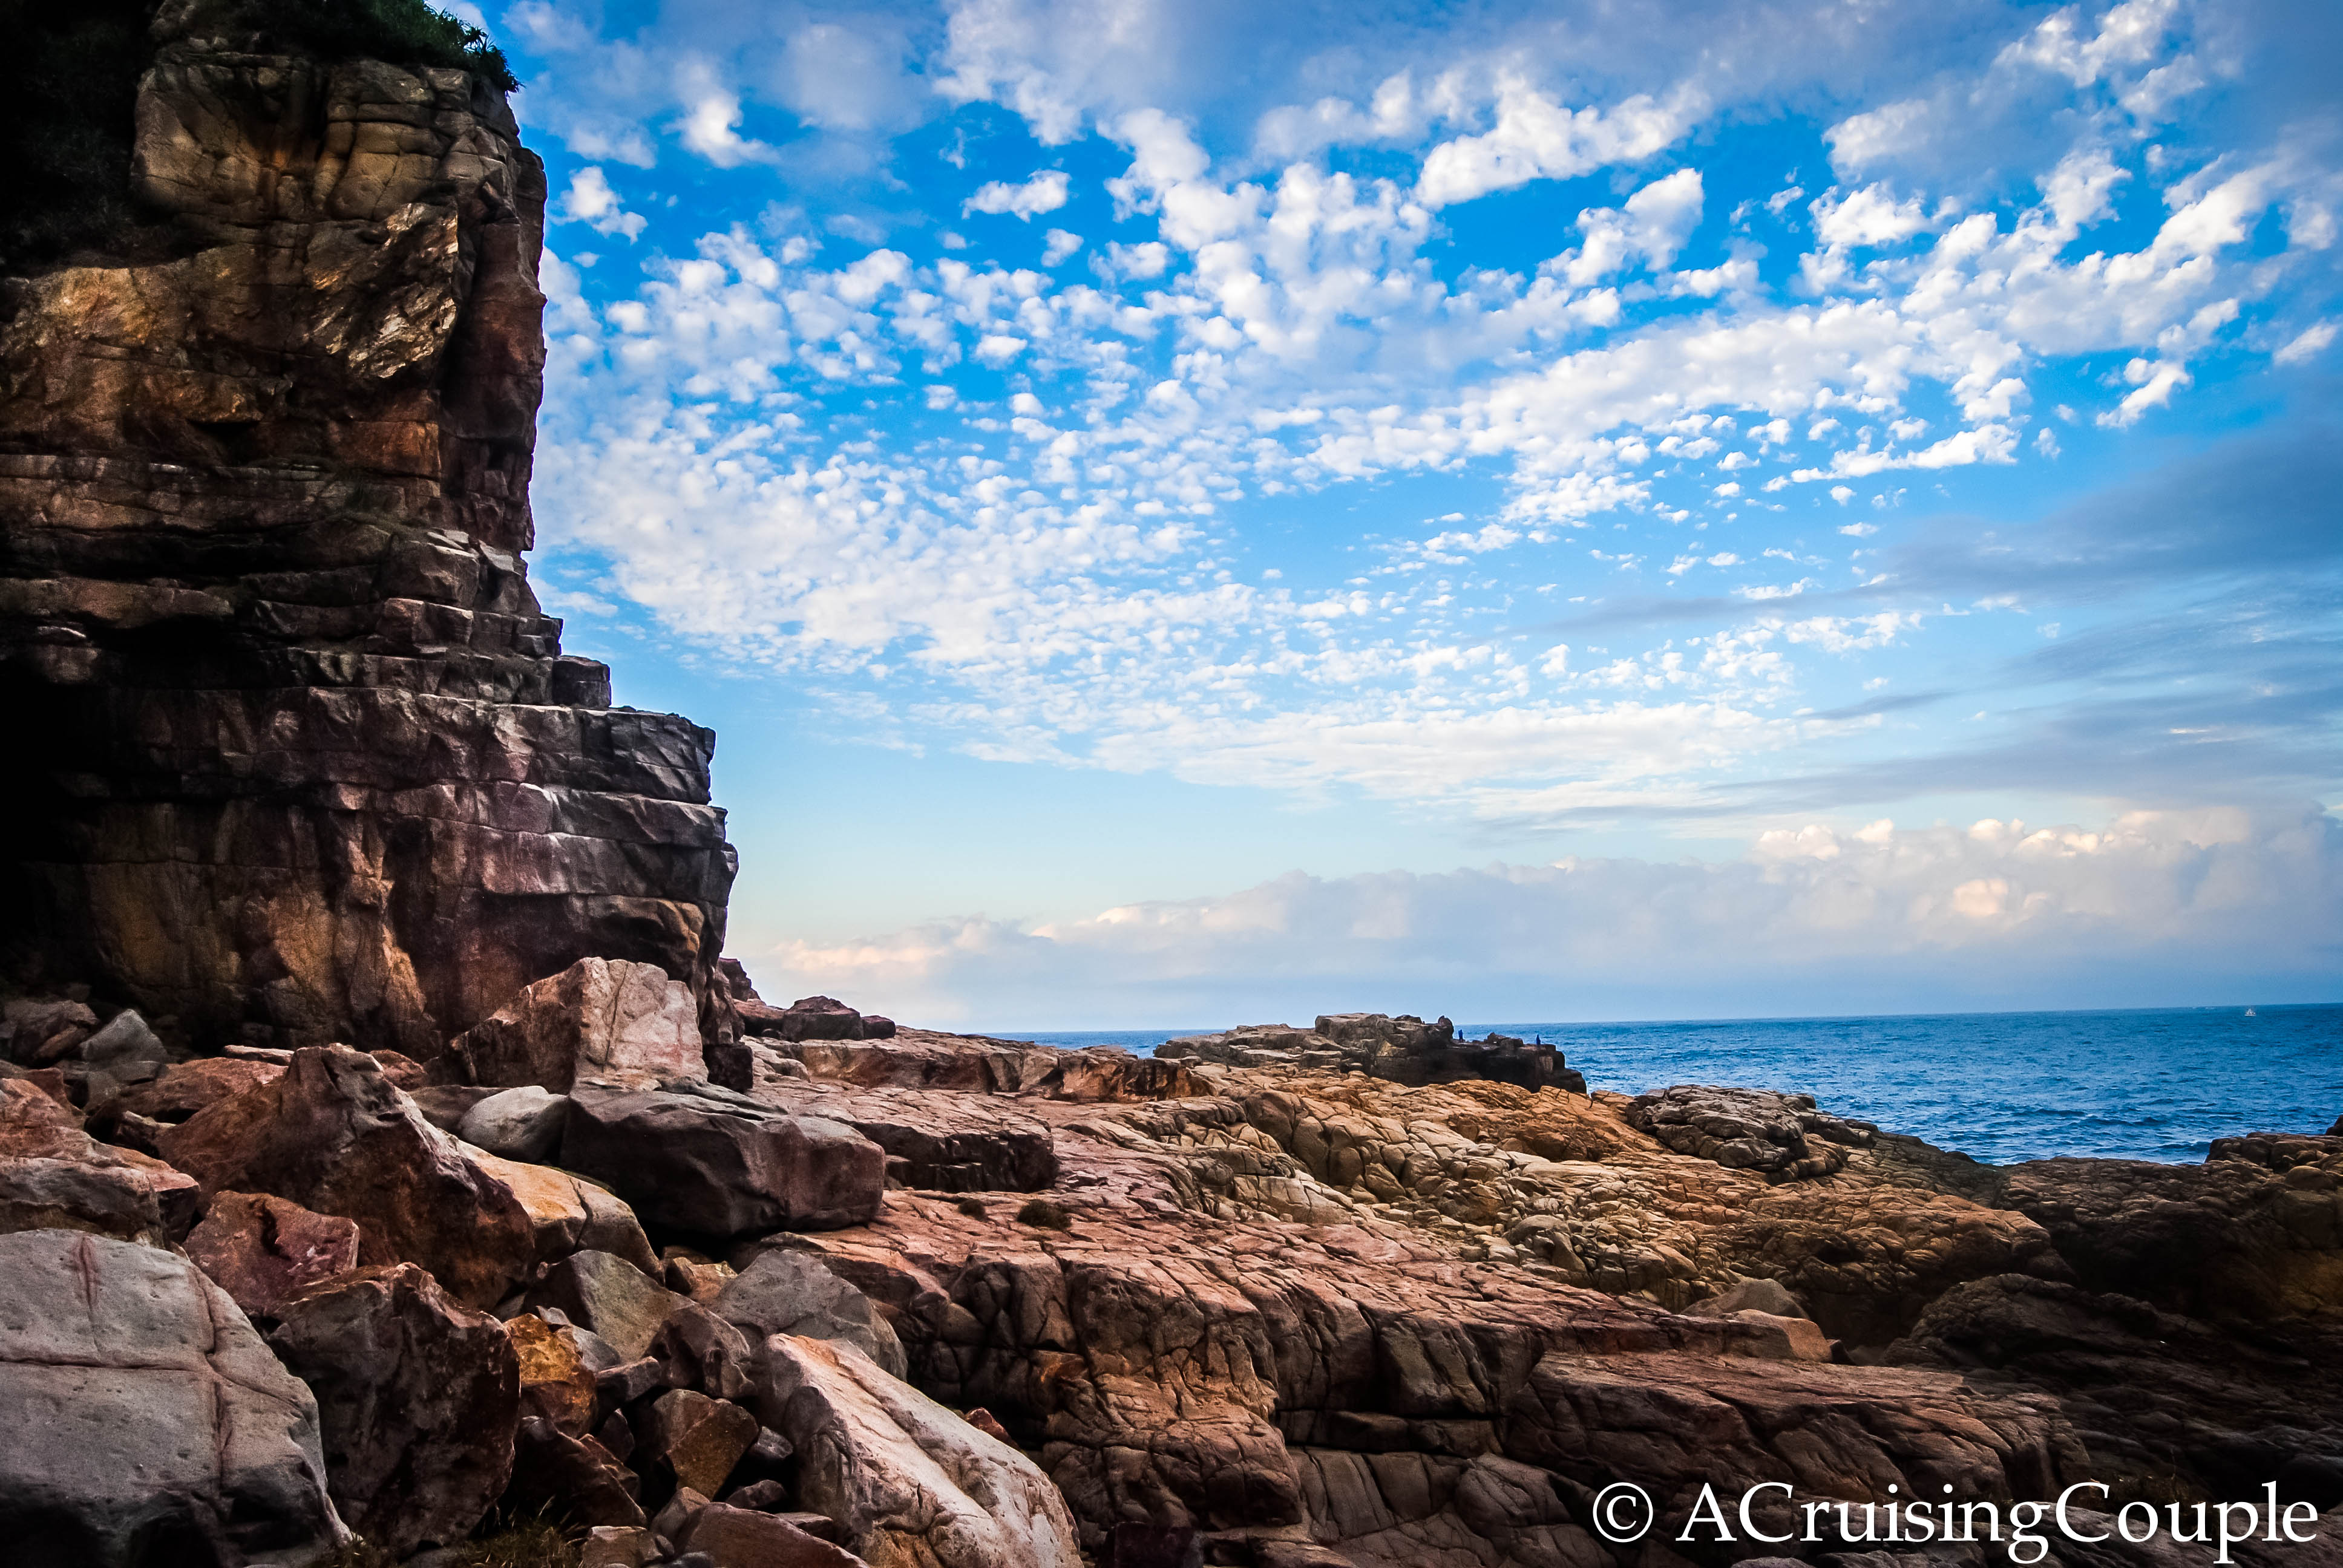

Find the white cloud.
xmin=1414 ymin=77 xmax=1703 ymax=207
xmin=2275 ymin=321 xmax=2335 ymax=365
xmin=753 ymin=808 xmax=2343 ymax=1025
xmin=553 ymin=166 xmax=646 ymax=240
xmin=965 ymin=169 xmax=1074 ymax=220
xmin=1555 ymin=168 xmax=1705 ymax=286
xmin=1041 ymin=227 xmax=1085 ymax=265
xmin=673 ymin=83 xmax=778 ymax=167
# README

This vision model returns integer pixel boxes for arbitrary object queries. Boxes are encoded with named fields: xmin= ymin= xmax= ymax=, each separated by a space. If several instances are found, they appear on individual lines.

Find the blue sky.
xmin=467 ymin=0 xmax=2339 ymax=1027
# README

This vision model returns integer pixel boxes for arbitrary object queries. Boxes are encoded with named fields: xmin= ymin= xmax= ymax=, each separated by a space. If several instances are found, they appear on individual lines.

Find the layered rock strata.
xmin=0 ymin=8 xmax=735 ymax=1061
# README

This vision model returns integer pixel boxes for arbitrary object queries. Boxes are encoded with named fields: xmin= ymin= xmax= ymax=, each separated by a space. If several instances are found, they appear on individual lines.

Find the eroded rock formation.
xmin=0 ymin=4 xmax=735 ymax=1062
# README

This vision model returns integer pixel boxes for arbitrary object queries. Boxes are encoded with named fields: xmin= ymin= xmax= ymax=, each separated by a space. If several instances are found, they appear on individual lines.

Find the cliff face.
xmin=0 ymin=14 xmax=736 ymax=1058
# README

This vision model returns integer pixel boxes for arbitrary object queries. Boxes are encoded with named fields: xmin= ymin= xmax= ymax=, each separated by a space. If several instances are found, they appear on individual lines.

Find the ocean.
xmin=1005 ymin=1004 xmax=2342 ymax=1165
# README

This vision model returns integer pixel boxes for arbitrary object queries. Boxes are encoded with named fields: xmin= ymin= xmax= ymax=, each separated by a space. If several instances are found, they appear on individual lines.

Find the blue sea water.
xmin=1005 ymin=1004 xmax=2342 ymax=1165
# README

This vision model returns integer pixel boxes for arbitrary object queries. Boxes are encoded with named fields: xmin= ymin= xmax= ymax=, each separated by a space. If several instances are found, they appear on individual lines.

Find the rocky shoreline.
xmin=2 ymin=10 xmax=2339 ymax=1568
xmin=4 ymin=982 xmax=2341 ymax=1568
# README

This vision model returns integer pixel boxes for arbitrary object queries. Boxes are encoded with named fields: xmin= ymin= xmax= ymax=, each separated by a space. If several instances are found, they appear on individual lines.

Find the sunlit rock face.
xmin=0 ymin=11 xmax=736 ymax=1059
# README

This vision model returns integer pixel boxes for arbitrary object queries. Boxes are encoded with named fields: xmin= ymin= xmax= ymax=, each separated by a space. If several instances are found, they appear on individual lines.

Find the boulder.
xmin=1682 ymin=1277 xmax=1810 ymax=1320
xmin=715 ymin=1250 xmax=908 ymax=1380
xmin=756 ymin=1334 xmax=1083 ymax=1568
xmin=509 ymin=1312 xmax=602 ymax=1439
xmin=3 ymin=998 xmax=97 ymax=1065
xmin=680 ymin=1503 xmax=870 ymax=1567
xmin=0 ymin=1075 xmax=200 ymax=1244
xmin=505 ymin=1416 xmax=649 ymax=1529
xmin=87 ymin=1056 xmax=284 ymax=1133
xmin=459 ymin=1085 xmax=570 ymax=1160
xmin=641 ymin=1388 xmax=761 ymax=1497
xmin=455 ymin=958 xmax=707 ymax=1092
xmin=155 ymin=1045 xmax=537 ymax=1308
xmin=185 ymin=1191 xmax=363 ymax=1318
xmin=1624 ymin=1083 xmax=1875 ymax=1181
xmin=80 ymin=1008 xmax=167 ymax=1073
xmin=561 ymin=1089 xmax=887 ymax=1238
xmin=528 ymin=1249 xmax=690 ymax=1359
xmin=0 ymin=1229 xmax=343 ymax=1566
xmin=472 ymin=1149 xmax=660 ymax=1273
xmin=582 ymin=1524 xmax=660 ymax=1568
xmin=267 ymin=1263 xmax=521 ymax=1556
xmin=650 ymin=1300 xmax=757 ymax=1401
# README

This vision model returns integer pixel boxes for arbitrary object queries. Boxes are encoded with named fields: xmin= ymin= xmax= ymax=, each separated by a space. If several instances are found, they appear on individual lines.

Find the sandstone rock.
xmin=1162 ymin=1013 xmax=1573 ymax=1091
xmin=509 ymin=1311 xmax=601 ymax=1438
xmin=156 ymin=1045 xmax=536 ymax=1307
xmin=642 ymin=1388 xmax=761 ymax=1497
xmin=582 ymin=1524 xmax=660 ymax=1568
xmin=680 ymin=1503 xmax=871 ymax=1567
xmin=87 ymin=1055 xmax=283 ymax=1132
xmin=1625 ymin=1083 xmax=1875 ymax=1181
xmin=459 ymin=1084 xmax=570 ymax=1159
xmin=1726 ymin=1308 xmax=1835 ymax=1361
xmin=669 ymin=1253 xmax=738 ymax=1302
xmin=185 ymin=1190 xmax=364 ymax=1317
xmin=505 ymin=1416 xmax=648 ymax=1529
xmin=410 ymin=1083 xmax=506 ymax=1132
xmin=650 ymin=1300 xmax=757 ymax=1402
xmin=268 ymin=1262 xmax=521 ymax=1555
xmin=0 ymin=28 xmax=736 ymax=1059
xmin=3 ymin=998 xmax=97 ymax=1064
xmin=456 ymin=959 xmax=707 ymax=1092
xmin=561 ymin=1089 xmax=886 ymax=1238
xmin=1683 ymin=1277 xmax=1810 ymax=1319
xmin=1999 ymin=1144 xmax=2343 ymax=1321
xmin=0 ymin=1228 xmax=343 ymax=1566
xmin=716 ymin=1249 xmax=909 ymax=1380
xmin=80 ymin=1008 xmax=166 ymax=1072
xmin=474 ymin=1148 xmax=660 ymax=1273
xmin=756 ymin=1334 xmax=1083 ymax=1568
xmin=0 ymin=1073 xmax=200 ymax=1243
xmin=528 ymin=1249 xmax=690 ymax=1359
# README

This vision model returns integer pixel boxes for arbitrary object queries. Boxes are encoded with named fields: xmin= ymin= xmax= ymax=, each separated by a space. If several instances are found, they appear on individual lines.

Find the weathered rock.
xmin=456 ymin=959 xmax=708 ymax=1091
xmin=458 ymin=1083 xmax=570 ymax=1159
xmin=156 ymin=1044 xmax=536 ymax=1307
xmin=80 ymin=1007 xmax=167 ymax=1072
xmin=185 ymin=1190 xmax=363 ymax=1317
xmin=756 ymin=1334 xmax=1084 ymax=1568
xmin=1999 ymin=1137 xmax=2343 ymax=1322
xmin=267 ymin=1262 xmax=521 ymax=1555
xmin=0 ymin=20 xmax=736 ymax=1059
xmin=716 ymin=1249 xmax=909 ymax=1380
xmin=680 ymin=1503 xmax=871 ymax=1567
xmin=474 ymin=1149 xmax=660 ymax=1273
xmin=3 ymin=997 xmax=97 ymax=1064
xmin=0 ymin=1074 xmax=202 ymax=1243
xmin=650 ymin=1300 xmax=757 ymax=1402
xmin=0 ymin=1228 xmax=343 ymax=1566
xmin=669 ymin=1253 xmax=738 ymax=1302
xmin=528 ymin=1249 xmax=690 ymax=1359
xmin=642 ymin=1388 xmax=761 ymax=1498
xmin=582 ymin=1523 xmax=661 ymax=1568
xmin=505 ymin=1416 xmax=648 ymax=1529
xmin=561 ymin=1088 xmax=886 ymax=1238
xmin=1625 ymin=1083 xmax=1876 ymax=1181
xmin=87 ymin=1055 xmax=284 ymax=1134
xmin=508 ymin=1311 xmax=602 ymax=1437
xmin=1682 ymin=1276 xmax=1810 ymax=1319
xmin=1161 ymin=1013 xmax=1575 ymax=1091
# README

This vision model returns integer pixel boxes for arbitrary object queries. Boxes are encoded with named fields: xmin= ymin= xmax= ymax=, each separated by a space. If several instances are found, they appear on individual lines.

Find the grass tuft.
xmin=1016 ymin=1197 xmax=1073 ymax=1230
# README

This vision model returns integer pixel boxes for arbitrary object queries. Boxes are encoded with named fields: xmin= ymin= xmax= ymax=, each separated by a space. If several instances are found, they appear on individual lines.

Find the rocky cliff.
xmin=0 ymin=2 xmax=736 ymax=1060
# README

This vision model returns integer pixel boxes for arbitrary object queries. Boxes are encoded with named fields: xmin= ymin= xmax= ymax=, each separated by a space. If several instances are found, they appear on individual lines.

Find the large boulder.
xmin=756 ymin=1334 xmax=1082 ymax=1568
xmin=0 ymin=1076 xmax=200 ymax=1244
xmin=472 ymin=1149 xmax=660 ymax=1273
xmin=0 ymin=1228 xmax=344 ymax=1566
xmin=185 ymin=1191 xmax=364 ymax=1318
xmin=267 ymin=1263 xmax=522 ymax=1556
xmin=561 ymin=1089 xmax=886 ymax=1238
xmin=454 ymin=958 xmax=707 ymax=1092
xmin=1624 ymin=1083 xmax=1875 ymax=1182
xmin=459 ymin=1085 xmax=571 ymax=1160
xmin=527 ymin=1249 xmax=690 ymax=1360
xmin=716 ymin=1249 xmax=908 ymax=1379
xmin=156 ymin=1045 xmax=537 ymax=1307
